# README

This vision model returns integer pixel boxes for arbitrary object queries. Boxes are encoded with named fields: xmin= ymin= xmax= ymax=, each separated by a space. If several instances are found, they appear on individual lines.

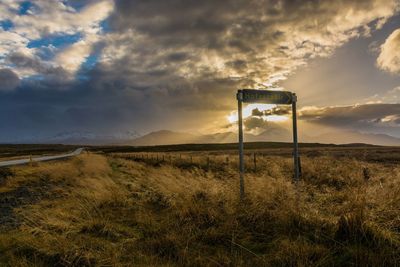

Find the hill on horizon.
xmin=3 ymin=128 xmax=399 ymax=147
xmin=128 ymin=129 xmax=400 ymax=147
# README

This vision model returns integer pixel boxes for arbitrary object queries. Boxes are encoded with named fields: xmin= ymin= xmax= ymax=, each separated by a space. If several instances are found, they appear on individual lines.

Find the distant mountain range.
xmin=129 ymin=129 xmax=400 ymax=146
xmin=129 ymin=127 xmax=292 ymax=146
xmin=13 ymin=131 xmax=141 ymax=145
xmin=48 ymin=131 xmax=141 ymax=145
xmin=5 ymin=128 xmax=399 ymax=146
xmin=311 ymin=131 xmax=400 ymax=146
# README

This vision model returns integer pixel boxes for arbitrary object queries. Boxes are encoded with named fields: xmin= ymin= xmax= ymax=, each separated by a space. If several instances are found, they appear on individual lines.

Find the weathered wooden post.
xmin=292 ymin=93 xmax=300 ymax=183
xmin=237 ymin=90 xmax=245 ymax=200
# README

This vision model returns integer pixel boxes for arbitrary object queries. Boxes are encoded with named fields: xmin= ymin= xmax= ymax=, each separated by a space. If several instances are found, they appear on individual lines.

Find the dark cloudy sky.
xmin=0 ymin=0 xmax=399 ymax=142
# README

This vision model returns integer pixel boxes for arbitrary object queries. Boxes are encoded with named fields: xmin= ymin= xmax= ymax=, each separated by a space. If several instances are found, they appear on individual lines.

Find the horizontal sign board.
xmin=239 ymin=89 xmax=294 ymax=104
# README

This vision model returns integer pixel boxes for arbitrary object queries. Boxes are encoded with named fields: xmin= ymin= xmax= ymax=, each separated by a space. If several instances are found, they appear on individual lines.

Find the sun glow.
xmin=266 ymin=115 xmax=289 ymax=122
xmin=227 ymin=104 xmax=289 ymax=123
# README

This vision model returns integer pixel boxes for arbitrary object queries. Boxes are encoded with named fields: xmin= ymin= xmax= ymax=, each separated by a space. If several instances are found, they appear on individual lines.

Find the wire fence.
xmin=111 ymin=152 xmax=298 ymax=175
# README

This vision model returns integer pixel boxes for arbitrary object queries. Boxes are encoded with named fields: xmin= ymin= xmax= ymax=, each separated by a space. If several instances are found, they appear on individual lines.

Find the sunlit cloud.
xmin=227 ymin=104 xmax=276 ymax=123
xmin=266 ymin=115 xmax=289 ymax=122
xmin=0 ymin=0 xmax=114 ymax=79
xmin=377 ymin=28 xmax=400 ymax=74
xmin=55 ymin=34 xmax=98 ymax=74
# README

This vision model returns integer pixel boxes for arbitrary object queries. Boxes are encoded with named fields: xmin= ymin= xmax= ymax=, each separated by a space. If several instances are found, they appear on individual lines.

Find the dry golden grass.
xmin=0 ymin=151 xmax=399 ymax=266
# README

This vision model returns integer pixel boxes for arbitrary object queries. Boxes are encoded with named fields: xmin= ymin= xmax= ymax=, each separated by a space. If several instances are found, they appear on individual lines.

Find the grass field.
xmin=0 ymin=145 xmax=399 ymax=266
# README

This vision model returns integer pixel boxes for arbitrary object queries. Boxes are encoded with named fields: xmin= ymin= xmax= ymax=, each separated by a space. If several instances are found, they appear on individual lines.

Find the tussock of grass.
xmin=0 ymin=153 xmax=399 ymax=266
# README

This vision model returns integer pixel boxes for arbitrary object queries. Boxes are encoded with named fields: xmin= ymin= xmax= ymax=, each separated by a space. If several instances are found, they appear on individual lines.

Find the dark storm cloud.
xmin=0 ymin=69 xmax=20 ymax=91
xmin=244 ymin=117 xmax=269 ymax=131
xmin=166 ymin=52 xmax=190 ymax=62
xmin=7 ymin=52 xmax=68 ymax=78
xmin=265 ymin=106 xmax=291 ymax=116
xmin=252 ymin=108 xmax=264 ymax=117
xmin=0 ymin=80 xmax=150 ymax=141
xmin=251 ymin=106 xmax=291 ymax=116
xmin=8 ymin=52 xmax=46 ymax=71
xmin=299 ymin=104 xmax=400 ymax=134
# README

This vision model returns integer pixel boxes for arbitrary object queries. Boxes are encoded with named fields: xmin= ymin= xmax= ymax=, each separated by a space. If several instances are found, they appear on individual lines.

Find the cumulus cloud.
xmin=55 ymin=34 xmax=99 ymax=73
xmin=0 ymin=0 xmax=114 ymax=80
xmin=252 ymin=106 xmax=291 ymax=117
xmin=243 ymin=116 xmax=290 ymax=137
xmin=252 ymin=108 xmax=264 ymax=117
xmin=9 ymin=0 xmax=113 ymax=39
xmin=7 ymin=51 xmax=67 ymax=78
xmin=0 ymin=69 xmax=20 ymax=91
xmin=0 ymin=30 xmax=29 ymax=56
xmin=104 ymin=0 xmax=398 ymax=83
xmin=244 ymin=117 xmax=268 ymax=131
xmin=3 ymin=0 xmax=398 ymax=89
xmin=377 ymin=28 xmax=400 ymax=74
xmin=90 ymin=0 xmax=399 ymax=117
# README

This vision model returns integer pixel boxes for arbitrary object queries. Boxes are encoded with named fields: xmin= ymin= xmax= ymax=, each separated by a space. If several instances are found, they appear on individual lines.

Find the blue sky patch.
xmin=82 ymin=53 xmax=100 ymax=70
xmin=82 ymin=42 xmax=104 ymax=70
xmin=28 ymin=33 xmax=82 ymax=49
xmin=76 ymin=45 xmax=103 ymax=80
xmin=19 ymin=1 xmax=33 ymax=15
xmin=0 ymin=20 xmax=13 ymax=30
xmin=100 ymin=18 xmax=112 ymax=33
xmin=63 ymin=0 xmax=86 ymax=11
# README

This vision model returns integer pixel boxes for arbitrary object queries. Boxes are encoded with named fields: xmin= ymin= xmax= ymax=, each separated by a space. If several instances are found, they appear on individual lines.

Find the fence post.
xmin=254 ymin=153 xmax=257 ymax=172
